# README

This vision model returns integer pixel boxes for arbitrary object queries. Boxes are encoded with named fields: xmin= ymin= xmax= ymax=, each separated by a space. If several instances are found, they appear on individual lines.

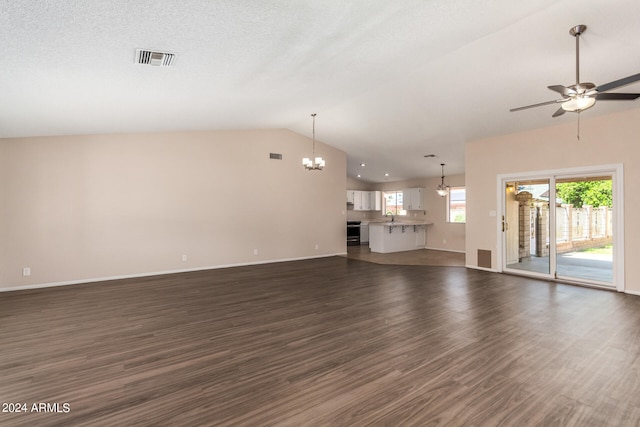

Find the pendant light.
xmin=302 ymin=113 xmax=325 ymax=170
xmin=436 ymin=163 xmax=450 ymax=197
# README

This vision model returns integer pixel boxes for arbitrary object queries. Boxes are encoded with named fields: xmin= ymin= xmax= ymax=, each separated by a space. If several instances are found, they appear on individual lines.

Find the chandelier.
xmin=302 ymin=113 xmax=325 ymax=170
xmin=436 ymin=163 xmax=450 ymax=196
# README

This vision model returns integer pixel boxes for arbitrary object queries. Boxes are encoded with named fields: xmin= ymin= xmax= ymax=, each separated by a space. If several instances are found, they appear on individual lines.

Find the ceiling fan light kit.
xmin=561 ymin=95 xmax=596 ymax=112
xmin=510 ymin=25 xmax=640 ymax=120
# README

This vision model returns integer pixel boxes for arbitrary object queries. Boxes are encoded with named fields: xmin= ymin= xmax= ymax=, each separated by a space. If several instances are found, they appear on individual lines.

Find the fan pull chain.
xmin=577 ymin=112 xmax=581 ymax=141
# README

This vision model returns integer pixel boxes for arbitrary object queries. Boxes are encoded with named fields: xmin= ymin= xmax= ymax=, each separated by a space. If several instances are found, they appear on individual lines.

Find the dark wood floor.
xmin=2 ymin=257 xmax=640 ymax=426
xmin=344 ymin=245 xmax=466 ymax=266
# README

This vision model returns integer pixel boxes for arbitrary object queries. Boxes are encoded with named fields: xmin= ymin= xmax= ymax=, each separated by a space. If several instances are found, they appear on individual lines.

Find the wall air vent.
xmin=270 ymin=153 xmax=283 ymax=160
xmin=135 ymin=49 xmax=177 ymax=67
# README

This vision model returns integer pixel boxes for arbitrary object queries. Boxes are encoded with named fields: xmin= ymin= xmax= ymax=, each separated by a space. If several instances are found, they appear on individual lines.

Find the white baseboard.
xmin=425 ymin=247 xmax=466 ymax=254
xmin=465 ymin=264 xmax=498 ymax=273
xmin=0 ymin=253 xmax=343 ymax=293
xmin=625 ymin=289 xmax=640 ymax=296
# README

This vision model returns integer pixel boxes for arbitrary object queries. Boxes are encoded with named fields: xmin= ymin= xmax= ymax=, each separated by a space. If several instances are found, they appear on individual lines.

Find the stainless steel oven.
xmin=347 ymin=221 xmax=361 ymax=246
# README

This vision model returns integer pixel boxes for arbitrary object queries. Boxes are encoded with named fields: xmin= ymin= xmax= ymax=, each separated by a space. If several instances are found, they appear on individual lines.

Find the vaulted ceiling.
xmin=2 ymin=1 xmax=640 ymax=182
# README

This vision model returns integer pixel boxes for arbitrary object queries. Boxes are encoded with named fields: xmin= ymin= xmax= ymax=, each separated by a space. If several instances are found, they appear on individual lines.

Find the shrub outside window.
xmin=383 ymin=191 xmax=407 ymax=216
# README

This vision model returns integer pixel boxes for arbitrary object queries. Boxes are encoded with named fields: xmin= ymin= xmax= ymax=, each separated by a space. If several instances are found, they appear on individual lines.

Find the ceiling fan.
xmin=510 ymin=25 xmax=640 ymax=118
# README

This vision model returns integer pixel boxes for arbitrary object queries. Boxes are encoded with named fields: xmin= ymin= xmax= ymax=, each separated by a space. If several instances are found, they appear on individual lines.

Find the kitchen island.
xmin=369 ymin=222 xmax=431 ymax=253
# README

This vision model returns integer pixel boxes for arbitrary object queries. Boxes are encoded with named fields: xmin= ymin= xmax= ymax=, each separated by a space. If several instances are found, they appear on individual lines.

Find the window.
xmin=448 ymin=186 xmax=466 ymax=223
xmin=383 ymin=191 xmax=407 ymax=216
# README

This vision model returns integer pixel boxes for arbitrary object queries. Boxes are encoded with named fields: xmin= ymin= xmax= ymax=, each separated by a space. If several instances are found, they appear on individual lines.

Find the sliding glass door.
xmin=504 ymin=179 xmax=550 ymax=276
xmin=555 ymin=176 xmax=613 ymax=284
xmin=501 ymin=166 xmax=621 ymax=289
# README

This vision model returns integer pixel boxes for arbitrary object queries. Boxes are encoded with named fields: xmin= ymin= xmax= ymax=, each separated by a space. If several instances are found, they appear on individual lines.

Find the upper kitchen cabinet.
xmin=346 ymin=190 xmax=356 ymax=206
xmin=402 ymin=188 xmax=424 ymax=211
xmin=347 ymin=190 xmax=381 ymax=211
xmin=354 ymin=191 xmax=371 ymax=211
xmin=368 ymin=191 xmax=382 ymax=211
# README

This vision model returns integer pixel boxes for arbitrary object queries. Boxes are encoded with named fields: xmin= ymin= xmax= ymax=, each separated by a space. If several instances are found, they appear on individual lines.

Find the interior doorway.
xmin=499 ymin=165 xmax=623 ymax=291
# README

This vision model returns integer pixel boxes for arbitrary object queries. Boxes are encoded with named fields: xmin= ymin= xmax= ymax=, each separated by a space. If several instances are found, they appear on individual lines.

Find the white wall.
xmin=465 ymin=107 xmax=640 ymax=293
xmin=0 ymin=129 xmax=347 ymax=290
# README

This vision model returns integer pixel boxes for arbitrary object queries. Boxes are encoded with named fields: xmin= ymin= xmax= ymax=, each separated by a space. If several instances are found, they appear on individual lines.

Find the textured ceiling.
xmin=2 ymin=0 xmax=640 ymax=182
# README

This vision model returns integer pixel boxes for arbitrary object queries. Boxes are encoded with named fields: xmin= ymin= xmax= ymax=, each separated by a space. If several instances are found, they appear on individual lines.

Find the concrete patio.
xmin=507 ymin=251 xmax=613 ymax=284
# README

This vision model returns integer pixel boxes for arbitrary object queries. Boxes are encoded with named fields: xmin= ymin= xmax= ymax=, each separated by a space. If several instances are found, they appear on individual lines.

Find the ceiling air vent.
xmin=135 ymin=49 xmax=177 ymax=67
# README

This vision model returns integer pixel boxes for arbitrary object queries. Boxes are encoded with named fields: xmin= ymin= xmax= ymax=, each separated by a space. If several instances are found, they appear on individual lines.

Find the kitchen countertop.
xmin=369 ymin=221 xmax=432 ymax=227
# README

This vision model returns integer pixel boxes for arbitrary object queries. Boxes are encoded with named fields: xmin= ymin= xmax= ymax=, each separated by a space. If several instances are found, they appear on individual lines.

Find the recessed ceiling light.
xmin=357 ymin=174 xmax=361 ymax=178
xmin=360 ymin=163 xmax=366 ymax=167
xmin=384 ymin=173 xmax=389 ymax=177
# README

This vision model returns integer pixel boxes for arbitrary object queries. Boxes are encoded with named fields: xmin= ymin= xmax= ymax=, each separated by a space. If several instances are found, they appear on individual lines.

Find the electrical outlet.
xmin=443 ymin=239 xmax=447 ymax=244
xmin=22 ymin=267 xmax=31 ymax=276
xmin=315 ymin=244 xmax=319 ymax=250
xmin=254 ymin=249 xmax=258 ymax=256
xmin=182 ymin=254 xmax=187 ymax=262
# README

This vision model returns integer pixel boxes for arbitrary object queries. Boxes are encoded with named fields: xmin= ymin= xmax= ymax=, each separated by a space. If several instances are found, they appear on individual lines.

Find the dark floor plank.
xmin=1 ymin=257 xmax=640 ymax=426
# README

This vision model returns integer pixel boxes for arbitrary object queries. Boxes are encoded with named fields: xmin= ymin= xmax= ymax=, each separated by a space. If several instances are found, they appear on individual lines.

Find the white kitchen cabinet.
xmin=402 ymin=188 xmax=424 ymax=211
xmin=369 ymin=222 xmax=428 ymax=253
xmin=370 ymin=191 xmax=382 ymax=211
xmin=346 ymin=190 xmax=360 ymax=209
xmin=347 ymin=190 xmax=382 ymax=211
xmin=359 ymin=191 xmax=374 ymax=211
xmin=360 ymin=221 xmax=369 ymax=243
xmin=355 ymin=191 xmax=368 ymax=211
xmin=347 ymin=190 xmax=367 ymax=210
xmin=346 ymin=190 xmax=356 ymax=205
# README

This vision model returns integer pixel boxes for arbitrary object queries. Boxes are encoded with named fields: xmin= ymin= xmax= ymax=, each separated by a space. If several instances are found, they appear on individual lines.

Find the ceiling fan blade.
xmin=510 ymin=98 xmax=564 ymax=112
xmin=595 ymin=92 xmax=640 ymax=100
xmin=552 ymin=107 xmax=566 ymax=117
xmin=595 ymin=72 xmax=640 ymax=93
xmin=548 ymin=85 xmax=575 ymax=97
